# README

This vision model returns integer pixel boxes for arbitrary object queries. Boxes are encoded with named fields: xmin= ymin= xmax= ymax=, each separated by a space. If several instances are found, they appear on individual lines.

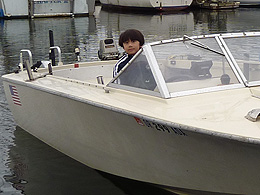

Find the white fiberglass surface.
xmin=223 ymin=36 xmax=260 ymax=85
xmin=151 ymin=37 xmax=240 ymax=94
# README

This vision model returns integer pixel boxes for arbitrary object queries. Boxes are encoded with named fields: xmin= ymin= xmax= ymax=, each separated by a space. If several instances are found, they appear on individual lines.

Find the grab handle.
xmin=49 ymin=46 xmax=63 ymax=66
xmin=20 ymin=49 xmax=33 ymax=71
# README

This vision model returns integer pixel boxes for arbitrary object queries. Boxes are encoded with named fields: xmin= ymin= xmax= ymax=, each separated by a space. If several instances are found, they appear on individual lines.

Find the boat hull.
xmin=0 ymin=0 xmax=28 ymax=18
xmin=0 ymin=0 xmax=93 ymax=18
xmin=99 ymin=0 xmax=193 ymax=11
xmin=3 ymin=78 xmax=260 ymax=195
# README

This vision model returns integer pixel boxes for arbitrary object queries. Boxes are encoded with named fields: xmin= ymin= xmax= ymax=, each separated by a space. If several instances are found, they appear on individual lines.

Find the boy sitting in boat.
xmin=113 ymin=29 xmax=145 ymax=77
xmin=112 ymin=29 xmax=156 ymax=90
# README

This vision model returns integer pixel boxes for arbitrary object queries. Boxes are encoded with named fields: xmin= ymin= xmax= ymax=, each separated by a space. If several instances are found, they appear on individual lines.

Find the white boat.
xmin=99 ymin=0 xmax=193 ymax=11
xmin=0 ymin=0 xmax=95 ymax=18
xmin=239 ymin=0 xmax=260 ymax=5
xmin=0 ymin=0 xmax=28 ymax=18
xmin=2 ymin=32 xmax=260 ymax=194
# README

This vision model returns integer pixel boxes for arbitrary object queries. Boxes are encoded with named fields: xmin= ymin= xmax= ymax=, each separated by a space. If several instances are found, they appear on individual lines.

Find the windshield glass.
xmin=112 ymin=52 xmax=157 ymax=91
xmin=151 ymin=37 xmax=240 ymax=94
xmin=223 ymin=36 xmax=260 ymax=84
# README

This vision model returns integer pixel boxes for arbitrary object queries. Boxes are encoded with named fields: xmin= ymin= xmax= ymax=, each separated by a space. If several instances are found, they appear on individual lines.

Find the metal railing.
xmin=19 ymin=46 xmax=63 ymax=81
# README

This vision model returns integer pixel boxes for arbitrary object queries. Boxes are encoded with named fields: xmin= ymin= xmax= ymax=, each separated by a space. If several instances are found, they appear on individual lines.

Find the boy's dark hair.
xmin=119 ymin=29 xmax=144 ymax=48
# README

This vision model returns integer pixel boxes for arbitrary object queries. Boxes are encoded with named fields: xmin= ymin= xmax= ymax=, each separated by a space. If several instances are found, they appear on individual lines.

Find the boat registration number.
xmin=134 ymin=117 xmax=187 ymax=136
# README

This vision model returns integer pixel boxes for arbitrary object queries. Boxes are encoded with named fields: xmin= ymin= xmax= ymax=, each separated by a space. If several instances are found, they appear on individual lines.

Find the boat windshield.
xmin=108 ymin=33 xmax=260 ymax=98
xmin=222 ymin=35 xmax=260 ymax=86
xmin=151 ymin=37 xmax=240 ymax=95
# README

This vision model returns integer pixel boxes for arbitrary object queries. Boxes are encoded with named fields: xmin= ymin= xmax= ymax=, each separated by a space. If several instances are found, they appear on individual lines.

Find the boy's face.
xmin=123 ymin=39 xmax=141 ymax=55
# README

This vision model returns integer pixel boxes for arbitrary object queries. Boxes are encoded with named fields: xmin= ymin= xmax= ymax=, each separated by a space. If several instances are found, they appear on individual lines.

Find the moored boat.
xmin=2 ymin=32 xmax=260 ymax=194
xmin=99 ymin=0 xmax=193 ymax=11
xmin=0 ymin=0 xmax=28 ymax=18
xmin=193 ymin=0 xmax=240 ymax=9
xmin=239 ymin=0 xmax=260 ymax=6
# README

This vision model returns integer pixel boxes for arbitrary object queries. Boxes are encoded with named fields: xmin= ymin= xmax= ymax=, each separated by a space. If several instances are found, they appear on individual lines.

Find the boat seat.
xmin=190 ymin=60 xmax=213 ymax=79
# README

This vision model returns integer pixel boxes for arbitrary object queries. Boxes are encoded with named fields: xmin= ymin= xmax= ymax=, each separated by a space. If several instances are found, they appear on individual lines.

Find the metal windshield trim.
xmin=216 ymin=36 xmax=247 ymax=86
xmin=143 ymin=45 xmax=170 ymax=99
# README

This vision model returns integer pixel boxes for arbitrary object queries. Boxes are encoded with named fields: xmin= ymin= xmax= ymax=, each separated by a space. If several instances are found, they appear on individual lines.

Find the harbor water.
xmin=1 ymin=6 xmax=260 ymax=194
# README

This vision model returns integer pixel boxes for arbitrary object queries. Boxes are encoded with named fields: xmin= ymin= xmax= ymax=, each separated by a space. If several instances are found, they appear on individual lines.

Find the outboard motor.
xmin=98 ymin=38 xmax=120 ymax=61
